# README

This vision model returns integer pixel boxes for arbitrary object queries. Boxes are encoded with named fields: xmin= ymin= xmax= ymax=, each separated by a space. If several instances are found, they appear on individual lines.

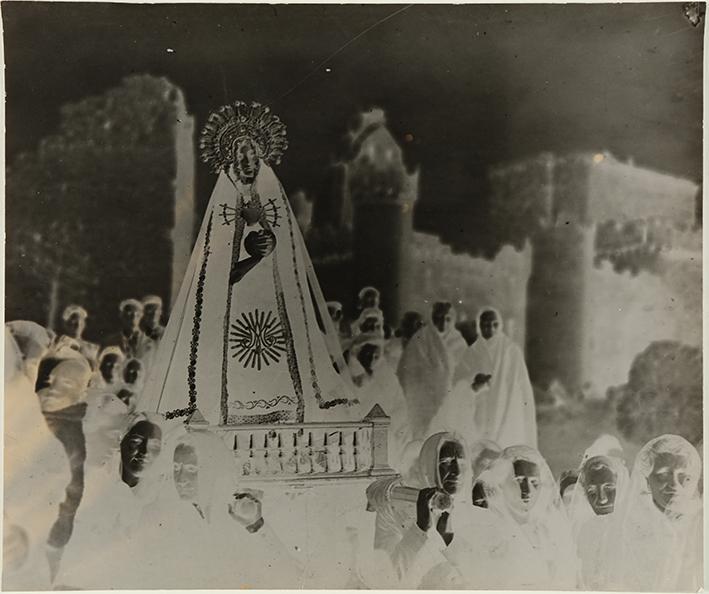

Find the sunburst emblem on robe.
xmin=229 ymin=309 xmax=287 ymax=370
xmin=199 ymin=101 xmax=288 ymax=172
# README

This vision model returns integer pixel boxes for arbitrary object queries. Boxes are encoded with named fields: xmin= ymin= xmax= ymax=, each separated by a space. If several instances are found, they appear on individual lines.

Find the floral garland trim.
xmin=221 ymin=189 xmax=246 ymax=424
xmin=232 ymin=394 xmax=295 ymax=411
xmin=273 ymin=260 xmax=306 ymax=422
xmin=165 ymin=212 xmax=213 ymax=420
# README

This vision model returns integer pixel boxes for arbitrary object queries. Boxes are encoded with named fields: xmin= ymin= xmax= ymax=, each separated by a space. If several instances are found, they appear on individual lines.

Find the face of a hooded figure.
xmin=360 ymin=316 xmax=383 ymax=335
xmin=123 ymin=359 xmax=142 ymax=385
xmin=327 ymin=305 xmax=342 ymax=324
xmin=647 ymin=452 xmax=695 ymax=513
xmin=583 ymin=457 xmax=618 ymax=515
xmin=503 ymin=459 xmax=541 ymax=516
xmin=120 ymin=421 xmax=162 ymax=482
xmin=400 ymin=312 xmax=424 ymax=341
xmin=100 ymin=353 xmax=121 ymax=383
xmin=356 ymin=343 xmax=381 ymax=375
xmin=472 ymin=481 xmax=488 ymax=508
xmin=438 ymin=441 xmax=465 ymax=495
xmin=142 ymin=303 xmax=162 ymax=329
xmin=174 ymin=444 xmax=199 ymax=502
xmin=233 ymin=138 xmax=260 ymax=184
xmin=432 ymin=305 xmax=455 ymax=335
xmin=360 ymin=290 xmax=379 ymax=310
xmin=64 ymin=312 xmax=86 ymax=339
xmin=479 ymin=311 xmax=500 ymax=340
xmin=120 ymin=305 xmax=142 ymax=333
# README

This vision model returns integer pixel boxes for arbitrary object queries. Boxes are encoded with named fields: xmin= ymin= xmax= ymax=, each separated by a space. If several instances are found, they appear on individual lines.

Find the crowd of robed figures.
xmin=3 ymin=286 xmax=703 ymax=590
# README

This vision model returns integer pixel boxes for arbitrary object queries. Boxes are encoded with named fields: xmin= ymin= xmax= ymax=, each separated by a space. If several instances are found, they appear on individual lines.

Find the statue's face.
xmin=583 ymin=457 xmax=618 ymax=516
xmin=647 ymin=452 xmax=695 ymax=513
xmin=233 ymin=138 xmax=260 ymax=184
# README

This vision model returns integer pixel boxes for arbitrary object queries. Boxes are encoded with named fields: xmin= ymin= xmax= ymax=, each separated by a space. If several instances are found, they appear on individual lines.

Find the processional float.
xmin=138 ymin=101 xmax=396 ymax=488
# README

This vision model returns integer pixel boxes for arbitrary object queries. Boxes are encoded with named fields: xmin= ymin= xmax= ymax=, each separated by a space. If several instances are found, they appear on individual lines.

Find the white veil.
xmin=479 ymin=445 xmax=578 ymax=589
xmin=608 ymin=434 xmax=702 ymax=592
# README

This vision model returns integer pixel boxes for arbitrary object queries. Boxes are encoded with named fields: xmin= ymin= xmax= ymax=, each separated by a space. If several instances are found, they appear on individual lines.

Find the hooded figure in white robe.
xmin=397 ymin=302 xmax=467 ymax=440
xmin=607 ymin=434 xmax=702 ymax=592
xmin=3 ymin=326 xmax=67 ymax=591
xmin=54 ymin=412 xmax=165 ymax=589
xmin=449 ymin=307 xmax=537 ymax=448
xmin=384 ymin=310 xmax=424 ymax=371
xmin=53 ymin=305 xmax=100 ymax=368
xmin=567 ymin=434 xmax=630 ymax=590
xmin=88 ymin=346 xmax=125 ymax=391
xmin=348 ymin=332 xmax=410 ymax=470
xmin=470 ymin=445 xmax=578 ymax=590
xmin=130 ymin=428 xmax=302 ymax=589
xmin=365 ymin=432 xmax=474 ymax=588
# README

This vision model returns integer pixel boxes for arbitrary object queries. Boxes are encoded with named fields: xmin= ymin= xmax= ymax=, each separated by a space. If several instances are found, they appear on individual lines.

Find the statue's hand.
xmin=244 ymin=230 xmax=276 ymax=258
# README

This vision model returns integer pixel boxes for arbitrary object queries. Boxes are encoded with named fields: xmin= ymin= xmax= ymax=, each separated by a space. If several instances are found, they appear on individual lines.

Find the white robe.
xmin=397 ymin=326 xmax=467 ymax=440
xmin=449 ymin=333 xmax=537 ymax=448
xmin=349 ymin=358 xmax=411 ymax=470
xmin=607 ymin=435 xmax=703 ymax=592
xmin=3 ymin=329 xmax=68 ymax=590
xmin=567 ymin=436 xmax=630 ymax=590
xmin=478 ymin=449 xmax=579 ymax=590
xmin=54 ymin=457 xmax=144 ymax=589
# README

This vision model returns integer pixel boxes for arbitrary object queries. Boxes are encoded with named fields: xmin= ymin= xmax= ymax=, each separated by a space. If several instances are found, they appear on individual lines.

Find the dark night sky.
xmin=3 ymin=2 xmax=704 ymax=250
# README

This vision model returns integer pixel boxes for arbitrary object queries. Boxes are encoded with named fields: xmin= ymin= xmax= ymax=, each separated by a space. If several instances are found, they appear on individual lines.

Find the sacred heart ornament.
xmin=241 ymin=203 xmax=263 ymax=225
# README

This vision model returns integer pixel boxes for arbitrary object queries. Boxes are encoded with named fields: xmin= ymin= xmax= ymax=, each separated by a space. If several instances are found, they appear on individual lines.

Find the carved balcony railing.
xmin=187 ymin=405 xmax=397 ymax=486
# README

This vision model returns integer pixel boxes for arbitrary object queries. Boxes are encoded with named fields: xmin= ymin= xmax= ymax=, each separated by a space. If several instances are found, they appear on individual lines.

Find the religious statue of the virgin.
xmin=140 ymin=101 xmax=358 ymax=425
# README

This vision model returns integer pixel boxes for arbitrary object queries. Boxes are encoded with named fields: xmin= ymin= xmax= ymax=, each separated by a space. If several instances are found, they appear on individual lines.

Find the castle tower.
xmin=490 ymin=151 xmax=700 ymax=397
xmin=345 ymin=108 xmax=419 ymax=323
